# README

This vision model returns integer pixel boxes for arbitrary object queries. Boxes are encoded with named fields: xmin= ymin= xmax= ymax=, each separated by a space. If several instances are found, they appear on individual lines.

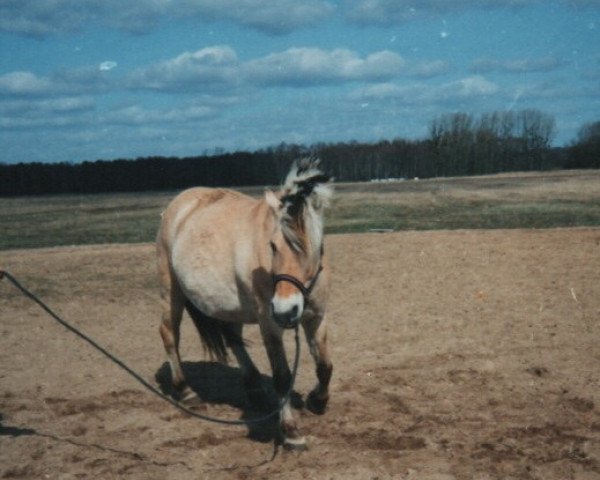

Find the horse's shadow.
xmin=155 ymin=361 xmax=304 ymax=443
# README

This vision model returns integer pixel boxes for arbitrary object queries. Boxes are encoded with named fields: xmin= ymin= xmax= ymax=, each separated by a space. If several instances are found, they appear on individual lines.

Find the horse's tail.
xmin=184 ymin=300 xmax=243 ymax=364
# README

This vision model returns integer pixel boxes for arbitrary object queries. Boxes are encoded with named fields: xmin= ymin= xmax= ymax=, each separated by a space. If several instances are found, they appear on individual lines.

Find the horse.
xmin=156 ymin=159 xmax=333 ymax=449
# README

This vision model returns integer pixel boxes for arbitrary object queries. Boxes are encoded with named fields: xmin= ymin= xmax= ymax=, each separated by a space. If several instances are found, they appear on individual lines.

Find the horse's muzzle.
xmin=271 ymin=271 xmax=316 ymax=329
xmin=271 ymin=302 xmax=301 ymax=329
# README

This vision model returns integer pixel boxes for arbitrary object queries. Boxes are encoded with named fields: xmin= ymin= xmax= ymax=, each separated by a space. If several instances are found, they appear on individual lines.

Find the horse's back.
xmin=159 ymin=187 xmax=256 ymax=248
xmin=163 ymin=187 xmax=250 ymax=221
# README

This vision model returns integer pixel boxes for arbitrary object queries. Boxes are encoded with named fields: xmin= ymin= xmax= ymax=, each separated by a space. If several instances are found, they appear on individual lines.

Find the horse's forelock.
xmin=280 ymin=195 xmax=307 ymax=253
xmin=279 ymin=159 xmax=332 ymax=257
xmin=281 ymin=159 xmax=333 ymax=208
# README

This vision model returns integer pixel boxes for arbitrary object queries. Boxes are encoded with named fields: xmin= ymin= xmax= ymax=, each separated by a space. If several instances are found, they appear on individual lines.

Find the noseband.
xmin=273 ymin=263 xmax=323 ymax=300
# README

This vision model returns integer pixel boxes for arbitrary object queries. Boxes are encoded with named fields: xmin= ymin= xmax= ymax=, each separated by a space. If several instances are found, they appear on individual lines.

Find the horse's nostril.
xmin=271 ymin=302 xmax=301 ymax=329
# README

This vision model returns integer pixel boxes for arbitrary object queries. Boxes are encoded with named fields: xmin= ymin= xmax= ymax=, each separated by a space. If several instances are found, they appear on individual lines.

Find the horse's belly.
xmin=174 ymin=260 xmax=257 ymax=324
xmin=185 ymin=285 xmax=255 ymax=324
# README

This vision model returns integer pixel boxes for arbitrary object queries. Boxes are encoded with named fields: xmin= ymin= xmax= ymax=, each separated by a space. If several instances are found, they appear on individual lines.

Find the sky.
xmin=1 ymin=1 xmax=599 ymax=164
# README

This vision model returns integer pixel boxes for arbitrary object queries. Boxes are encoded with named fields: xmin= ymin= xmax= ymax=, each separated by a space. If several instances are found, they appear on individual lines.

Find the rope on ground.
xmin=0 ymin=268 xmax=300 ymax=426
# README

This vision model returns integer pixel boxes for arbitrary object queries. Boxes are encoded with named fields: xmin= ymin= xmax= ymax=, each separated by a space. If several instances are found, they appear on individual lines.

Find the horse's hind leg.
xmin=157 ymin=256 xmax=189 ymax=399
xmin=302 ymin=315 xmax=333 ymax=415
xmin=225 ymin=324 xmax=266 ymax=405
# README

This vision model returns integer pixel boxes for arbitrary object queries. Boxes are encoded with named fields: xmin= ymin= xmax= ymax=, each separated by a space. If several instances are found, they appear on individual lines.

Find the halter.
xmin=273 ymin=263 xmax=324 ymax=301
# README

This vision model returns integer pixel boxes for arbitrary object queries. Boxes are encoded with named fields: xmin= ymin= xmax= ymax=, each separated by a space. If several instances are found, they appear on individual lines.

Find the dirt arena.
xmin=1 ymin=228 xmax=599 ymax=479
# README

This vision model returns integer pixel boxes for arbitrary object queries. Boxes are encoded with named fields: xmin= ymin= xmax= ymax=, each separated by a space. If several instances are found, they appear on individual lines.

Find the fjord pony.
xmin=156 ymin=160 xmax=333 ymax=449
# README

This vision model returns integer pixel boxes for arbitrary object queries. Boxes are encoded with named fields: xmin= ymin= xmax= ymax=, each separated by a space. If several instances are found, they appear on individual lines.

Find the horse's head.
xmin=265 ymin=159 xmax=332 ymax=329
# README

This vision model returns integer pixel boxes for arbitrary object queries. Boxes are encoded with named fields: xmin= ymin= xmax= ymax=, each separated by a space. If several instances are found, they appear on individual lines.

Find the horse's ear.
xmin=264 ymin=190 xmax=281 ymax=212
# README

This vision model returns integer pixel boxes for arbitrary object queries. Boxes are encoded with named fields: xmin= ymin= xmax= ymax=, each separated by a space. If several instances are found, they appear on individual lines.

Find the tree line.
xmin=1 ymin=109 xmax=598 ymax=196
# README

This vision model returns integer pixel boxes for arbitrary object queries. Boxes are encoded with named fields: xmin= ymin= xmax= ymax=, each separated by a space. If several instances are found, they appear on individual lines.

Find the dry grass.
xmin=0 ymin=192 xmax=173 ymax=250
xmin=1 ymin=170 xmax=599 ymax=250
xmin=329 ymin=170 xmax=600 ymax=232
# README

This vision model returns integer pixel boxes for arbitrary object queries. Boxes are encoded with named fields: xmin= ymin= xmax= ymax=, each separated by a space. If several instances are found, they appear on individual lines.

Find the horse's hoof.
xmin=283 ymin=436 xmax=308 ymax=452
xmin=176 ymin=387 xmax=202 ymax=406
xmin=306 ymin=390 xmax=329 ymax=415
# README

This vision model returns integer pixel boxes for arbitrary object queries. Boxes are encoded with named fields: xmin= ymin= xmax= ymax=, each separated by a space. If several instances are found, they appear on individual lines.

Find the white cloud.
xmin=0 ymin=0 xmax=334 ymax=37
xmin=127 ymin=45 xmax=240 ymax=92
xmin=345 ymin=0 xmax=600 ymax=25
xmin=471 ymin=56 xmax=564 ymax=73
xmin=356 ymin=82 xmax=408 ymax=99
xmin=130 ymin=46 xmax=407 ymax=91
xmin=0 ymin=71 xmax=54 ymax=96
xmin=3 ymin=0 xmax=597 ymax=37
xmin=0 ymin=0 xmax=90 ymax=36
xmin=346 ymin=0 xmax=498 ymax=25
xmin=410 ymin=60 xmax=451 ymax=78
xmin=1 ymin=96 xmax=94 ymax=116
xmin=0 ymin=96 xmax=96 ymax=129
xmin=244 ymin=48 xmax=406 ymax=86
xmin=105 ymin=104 xmax=215 ymax=126
xmin=0 ymin=94 xmax=221 ymax=133
xmin=355 ymin=75 xmax=499 ymax=104
xmin=36 ymin=96 xmax=95 ymax=114
xmin=450 ymin=75 xmax=499 ymax=97
xmin=1 ymin=46 xmax=449 ymax=102
xmin=0 ymin=65 xmax=117 ymax=98
xmin=178 ymin=0 xmax=335 ymax=35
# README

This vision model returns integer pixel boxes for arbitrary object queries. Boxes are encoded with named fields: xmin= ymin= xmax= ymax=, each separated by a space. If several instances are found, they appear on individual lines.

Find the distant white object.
xmin=414 ymin=177 xmax=419 ymax=181
xmin=369 ymin=177 xmax=405 ymax=183
xmin=99 ymin=61 xmax=117 ymax=71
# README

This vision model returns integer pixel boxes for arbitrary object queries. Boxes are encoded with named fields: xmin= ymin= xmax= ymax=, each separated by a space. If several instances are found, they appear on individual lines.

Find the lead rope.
xmin=0 ymin=269 xmax=300 ymax=426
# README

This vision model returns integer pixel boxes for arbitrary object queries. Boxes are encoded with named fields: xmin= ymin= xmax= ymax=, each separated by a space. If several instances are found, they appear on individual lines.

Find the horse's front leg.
xmin=260 ymin=324 xmax=306 ymax=450
xmin=302 ymin=315 xmax=333 ymax=415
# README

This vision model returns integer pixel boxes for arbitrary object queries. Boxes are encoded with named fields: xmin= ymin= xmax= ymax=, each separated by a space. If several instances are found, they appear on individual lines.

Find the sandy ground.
xmin=1 ymin=228 xmax=599 ymax=480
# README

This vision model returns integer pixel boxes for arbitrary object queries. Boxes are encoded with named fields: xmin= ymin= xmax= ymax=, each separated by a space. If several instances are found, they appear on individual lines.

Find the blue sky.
xmin=1 ymin=0 xmax=599 ymax=164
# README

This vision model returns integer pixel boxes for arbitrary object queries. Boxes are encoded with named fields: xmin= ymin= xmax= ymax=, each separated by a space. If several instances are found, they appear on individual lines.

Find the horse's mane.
xmin=279 ymin=158 xmax=333 ymax=257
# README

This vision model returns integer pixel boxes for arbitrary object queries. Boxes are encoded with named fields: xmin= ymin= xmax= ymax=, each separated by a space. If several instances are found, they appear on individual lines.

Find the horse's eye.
xmin=269 ymin=241 xmax=277 ymax=254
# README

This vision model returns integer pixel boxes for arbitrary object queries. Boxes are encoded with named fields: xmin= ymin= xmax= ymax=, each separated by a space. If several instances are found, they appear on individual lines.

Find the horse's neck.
xmin=247 ymin=198 xmax=276 ymax=259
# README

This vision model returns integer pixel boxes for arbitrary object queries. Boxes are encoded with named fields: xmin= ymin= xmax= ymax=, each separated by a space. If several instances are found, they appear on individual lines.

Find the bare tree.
xmin=568 ymin=120 xmax=600 ymax=168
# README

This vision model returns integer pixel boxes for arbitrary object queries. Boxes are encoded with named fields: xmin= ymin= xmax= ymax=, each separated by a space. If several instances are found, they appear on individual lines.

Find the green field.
xmin=1 ymin=170 xmax=599 ymax=250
